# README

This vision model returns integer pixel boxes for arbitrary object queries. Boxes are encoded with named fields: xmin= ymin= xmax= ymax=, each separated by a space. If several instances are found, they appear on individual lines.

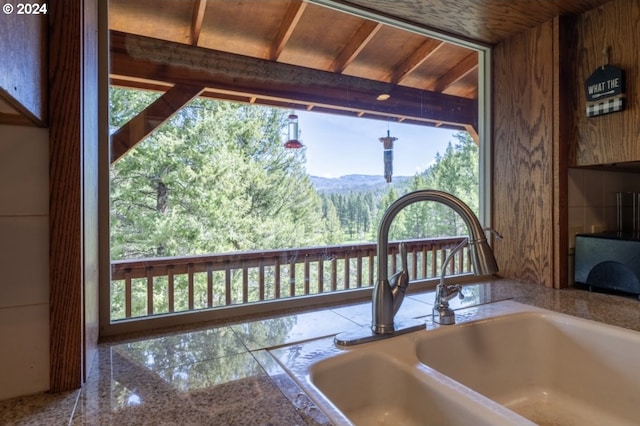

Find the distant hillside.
xmin=310 ymin=174 xmax=411 ymax=194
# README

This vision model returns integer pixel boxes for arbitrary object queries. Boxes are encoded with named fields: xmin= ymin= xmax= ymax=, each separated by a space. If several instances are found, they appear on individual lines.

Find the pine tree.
xmin=110 ymin=89 xmax=325 ymax=259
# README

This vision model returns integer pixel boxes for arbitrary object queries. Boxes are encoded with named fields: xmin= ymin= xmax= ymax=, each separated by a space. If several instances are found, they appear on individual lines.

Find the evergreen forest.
xmin=110 ymin=88 xmax=479 ymax=261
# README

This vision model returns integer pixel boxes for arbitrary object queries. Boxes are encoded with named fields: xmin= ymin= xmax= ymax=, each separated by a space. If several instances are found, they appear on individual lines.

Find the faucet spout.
xmin=372 ymin=190 xmax=499 ymax=334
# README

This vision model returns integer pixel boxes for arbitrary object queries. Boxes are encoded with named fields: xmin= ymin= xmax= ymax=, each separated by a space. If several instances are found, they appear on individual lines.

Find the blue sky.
xmin=295 ymin=110 xmax=457 ymax=178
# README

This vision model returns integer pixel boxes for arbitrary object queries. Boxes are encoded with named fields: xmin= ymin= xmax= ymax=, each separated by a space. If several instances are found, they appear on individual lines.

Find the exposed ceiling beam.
xmin=328 ymin=20 xmax=382 ymax=73
xmin=388 ymin=38 xmax=444 ymax=84
xmin=270 ymin=0 xmax=307 ymax=61
xmin=110 ymin=83 xmax=205 ymax=163
xmin=110 ymin=31 xmax=477 ymax=131
xmin=430 ymin=52 xmax=478 ymax=93
xmin=109 ymin=77 xmax=466 ymax=130
xmin=190 ymin=0 xmax=208 ymax=46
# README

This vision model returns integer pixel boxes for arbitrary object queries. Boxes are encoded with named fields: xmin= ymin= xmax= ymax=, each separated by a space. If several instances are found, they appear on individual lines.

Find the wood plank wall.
xmin=568 ymin=0 xmax=640 ymax=166
xmin=0 ymin=8 xmax=47 ymax=125
xmin=49 ymin=0 xmax=99 ymax=391
xmin=492 ymin=18 xmax=568 ymax=288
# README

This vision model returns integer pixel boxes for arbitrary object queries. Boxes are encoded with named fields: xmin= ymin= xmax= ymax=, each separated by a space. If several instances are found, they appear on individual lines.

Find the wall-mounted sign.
xmin=585 ymin=64 xmax=625 ymax=118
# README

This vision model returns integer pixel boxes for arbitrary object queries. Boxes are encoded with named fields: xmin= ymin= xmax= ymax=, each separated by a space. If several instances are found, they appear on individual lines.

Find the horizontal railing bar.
xmin=111 ymin=237 xmax=467 ymax=280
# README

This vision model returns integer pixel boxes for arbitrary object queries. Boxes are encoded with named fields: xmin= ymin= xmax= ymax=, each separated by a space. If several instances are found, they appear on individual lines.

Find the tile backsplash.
xmin=568 ymin=168 xmax=640 ymax=248
xmin=0 ymin=125 xmax=49 ymax=400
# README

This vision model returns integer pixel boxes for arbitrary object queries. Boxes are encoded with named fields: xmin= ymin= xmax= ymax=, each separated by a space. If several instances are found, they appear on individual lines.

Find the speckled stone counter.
xmin=2 ymin=279 xmax=640 ymax=425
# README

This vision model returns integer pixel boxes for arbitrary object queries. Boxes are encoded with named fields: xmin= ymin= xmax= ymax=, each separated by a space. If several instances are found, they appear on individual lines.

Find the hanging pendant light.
xmin=379 ymin=129 xmax=397 ymax=183
xmin=284 ymin=113 xmax=303 ymax=149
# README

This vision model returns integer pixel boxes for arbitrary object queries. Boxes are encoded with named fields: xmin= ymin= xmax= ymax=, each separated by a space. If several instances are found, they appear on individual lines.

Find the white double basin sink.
xmin=271 ymin=300 xmax=640 ymax=425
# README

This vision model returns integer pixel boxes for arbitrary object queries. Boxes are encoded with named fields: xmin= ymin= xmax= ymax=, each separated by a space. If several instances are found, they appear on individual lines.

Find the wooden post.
xmin=49 ymin=0 xmax=99 ymax=391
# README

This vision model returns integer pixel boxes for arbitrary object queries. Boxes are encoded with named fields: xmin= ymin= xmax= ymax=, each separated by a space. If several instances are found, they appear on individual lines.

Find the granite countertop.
xmin=2 ymin=278 xmax=640 ymax=425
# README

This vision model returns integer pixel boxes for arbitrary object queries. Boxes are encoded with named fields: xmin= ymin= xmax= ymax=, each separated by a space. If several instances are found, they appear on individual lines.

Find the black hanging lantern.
xmin=283 ymin=113 xmax=303 ymax=149
xmin=379 ymin=130 xmax=397 ymax=183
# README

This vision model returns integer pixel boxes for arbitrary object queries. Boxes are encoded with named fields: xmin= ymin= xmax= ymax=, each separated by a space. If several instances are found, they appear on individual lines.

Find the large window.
xmin=103 ymin=0 xmax=491 ymax=333
xmin=109 ymin=94 xmax=476 ymax=259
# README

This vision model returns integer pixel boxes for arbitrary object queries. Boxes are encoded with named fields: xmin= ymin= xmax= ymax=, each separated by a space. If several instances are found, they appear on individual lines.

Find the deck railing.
xmin=110 ymin=237 xmax=471 ymax=321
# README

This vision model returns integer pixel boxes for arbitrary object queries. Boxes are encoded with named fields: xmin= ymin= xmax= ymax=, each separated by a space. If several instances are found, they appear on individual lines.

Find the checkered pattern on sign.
xmin=586 ymin=96 xmax=625 ymax=117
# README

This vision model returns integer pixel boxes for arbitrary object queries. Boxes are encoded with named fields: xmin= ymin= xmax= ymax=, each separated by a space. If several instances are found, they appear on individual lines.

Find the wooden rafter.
xmin=110 ymin=83 xmax=205 ymax=163
xmin=328 ymin=20 xmax=382 ymax=73
xmin=388 ymin=38 xmax=444 ymax=84
xmin=190 ymin=0 xmax=208 ymax=46
xmin=430 ymin=52 xmax=478 ymax=93
xmin=270 ymin=0 xmax=307 ymax=60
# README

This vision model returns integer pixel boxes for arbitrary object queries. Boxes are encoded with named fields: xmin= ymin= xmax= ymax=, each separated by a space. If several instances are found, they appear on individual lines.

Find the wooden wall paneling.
xmin=49 ymin=1 xmax=82 ymax=391
xmin=568 ymin=0 xmax=640 ymax=166
xmin=0 ymin=8 xmax=47 ymax=125
xmin=49 ymin=0 xmax=99 ymax=391
xmin=492 ymin=20 xmax=561 ymax=287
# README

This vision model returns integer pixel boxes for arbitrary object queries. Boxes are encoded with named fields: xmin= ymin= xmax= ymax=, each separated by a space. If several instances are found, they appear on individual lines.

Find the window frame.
xmin=98 ymin=0 xmax=492 ymax=337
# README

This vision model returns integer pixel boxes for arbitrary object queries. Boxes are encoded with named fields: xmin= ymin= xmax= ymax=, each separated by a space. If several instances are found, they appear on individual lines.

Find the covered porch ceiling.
xmin=108 ymin=0 xmax=613 ymax=162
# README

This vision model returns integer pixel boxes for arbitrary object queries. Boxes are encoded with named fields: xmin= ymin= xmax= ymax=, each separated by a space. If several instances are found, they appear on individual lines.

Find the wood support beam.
xmin=270 ymin=0 xmax=307 ymax=60
xmin=190 ymin=0 xmax=208 ymax=46
xmin=329 ymin=21 xmax=382 ymax=73
xmin=110 ymin=83 xmax=204 ymax=163
xmin=463 ymin=124 xmax=479 ymax=145
xmin=431 ymin=52 xmax=478 ymax=93
xmin=388 ymin=38 xmax=444 ymax=85
xmin=49 ymin=0 xmax=99 ymax=391
xmin=110 ymin=31 xmax=477 ymax=131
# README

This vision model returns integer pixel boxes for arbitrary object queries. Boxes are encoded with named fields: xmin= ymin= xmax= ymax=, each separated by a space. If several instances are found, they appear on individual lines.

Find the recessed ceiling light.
xmin=376 ymin=94 xmax=391 ymax=101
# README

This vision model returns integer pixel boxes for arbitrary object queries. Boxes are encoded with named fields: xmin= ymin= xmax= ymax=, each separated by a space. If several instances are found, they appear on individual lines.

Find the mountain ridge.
xmin=310 ymin=174 xmax=412 ymax=193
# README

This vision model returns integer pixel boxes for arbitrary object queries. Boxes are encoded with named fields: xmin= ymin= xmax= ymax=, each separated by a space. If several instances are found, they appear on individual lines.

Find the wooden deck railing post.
xmin=187 ymin=263 xmax=195 ymax=310
xmin=124 ymin=270 xmax=132 ymax=318
xmin=258 ymin=261 xmax=265 ymax=301
xmin=206 ymin=263 xmax=213 ymax=308
xmin=318 ymin=259 xmax=324 ymax=293
xmin=168 ymin=267 xmax=175 ymax=313
xmin=343 ymin=252 xmax=350 ymax=289
xmin=146 ymin=267 xmax=154 ymax=315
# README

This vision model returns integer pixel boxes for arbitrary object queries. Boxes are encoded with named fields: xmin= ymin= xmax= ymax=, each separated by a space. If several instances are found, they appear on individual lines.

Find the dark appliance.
xmin=574 ymin=232 xmax=640 ymax=297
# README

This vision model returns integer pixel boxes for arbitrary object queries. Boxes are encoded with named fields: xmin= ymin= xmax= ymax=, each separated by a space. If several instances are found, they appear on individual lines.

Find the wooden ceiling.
xmin=107 ymin=0 xmax=613 ymax=161
xmin=110 ymin=0 xmax=479 ymax=98
xmin=337 ymin=0 xmax=615 ymax=44
xmin=109 ymin=0 xmax=484 ymax=161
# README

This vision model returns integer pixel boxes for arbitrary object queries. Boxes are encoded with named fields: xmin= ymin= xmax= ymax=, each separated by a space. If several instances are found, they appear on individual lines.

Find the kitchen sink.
xmin=271 ymin=300 xmax=640 ymax=425
xmin=308 ymin=350 xmax=527 ymax=425
xmin=416 ymin=307 xmax=640 ymax=425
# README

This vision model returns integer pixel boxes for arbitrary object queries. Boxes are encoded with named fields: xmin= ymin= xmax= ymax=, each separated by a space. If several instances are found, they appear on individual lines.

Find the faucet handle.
xmin=399 ymin=241 xmax=408 ymax=272
xmin=458 ymin=287 xmax=465 ymax=300
xmin=450 ymin=283 xmax=464 ymax=300
xmin=484 ymin=227 xmax=503 ymax=240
